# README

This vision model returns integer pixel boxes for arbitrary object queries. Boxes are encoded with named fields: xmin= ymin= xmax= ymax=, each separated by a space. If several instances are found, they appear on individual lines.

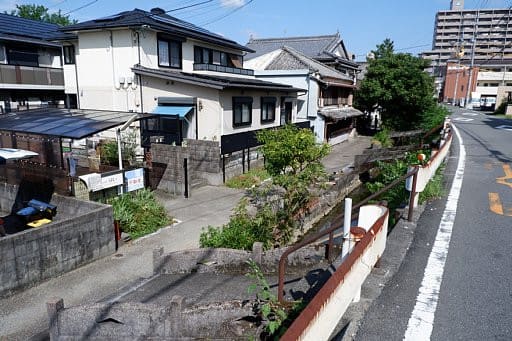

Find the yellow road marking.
xmin=489 ymin=193 xmax=504 ymax=215
xmin=496 ymin=164 xmax=512 ymax=189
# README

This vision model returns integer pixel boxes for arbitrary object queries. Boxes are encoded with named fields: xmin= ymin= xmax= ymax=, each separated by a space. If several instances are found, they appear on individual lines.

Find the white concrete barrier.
xmin=281 ymin=205 xmax=389 ymax=341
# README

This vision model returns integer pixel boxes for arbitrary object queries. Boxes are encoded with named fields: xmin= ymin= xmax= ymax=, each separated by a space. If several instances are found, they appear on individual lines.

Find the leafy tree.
xmin=200 ymin=125 xmax=330 ymax=249
xmin=356 ymin=39 xmax=442 ymax=131
xmin=9 ymin=4 xmax=77 ymax=26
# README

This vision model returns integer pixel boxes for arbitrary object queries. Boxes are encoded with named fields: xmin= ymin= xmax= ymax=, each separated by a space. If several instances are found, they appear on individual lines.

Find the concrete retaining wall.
xmin=47 ymin=297 xmax=256 ymax=339
xmin=0 ymin=183 xmax=114 ymax=297
xmin=152 ymin=244 xmax=325 ymax=275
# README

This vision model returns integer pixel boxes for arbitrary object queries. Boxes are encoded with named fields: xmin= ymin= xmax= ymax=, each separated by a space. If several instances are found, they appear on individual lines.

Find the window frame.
xmin=157 ymin=36 xmax=182 ymax=69
xmin=194 ymin=45 xmax=242 ymax=68
xmin=232 ymin=96 xmax=253 ymax=127
xmin=63 ymin=45 xmax=75 ymax=65
xmin=260 ymin=96 xmax=276 ymax=123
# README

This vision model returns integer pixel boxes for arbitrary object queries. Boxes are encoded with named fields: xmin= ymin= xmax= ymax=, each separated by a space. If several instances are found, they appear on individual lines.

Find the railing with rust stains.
xmin=277 ymin=166 xmax=419 ymax=302
xmin=277 ymin=122 xmax=454 ymax=303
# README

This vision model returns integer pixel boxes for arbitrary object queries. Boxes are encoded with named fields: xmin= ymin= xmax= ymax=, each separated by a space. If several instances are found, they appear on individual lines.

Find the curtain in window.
xmin=158 ymin=40 xmax=169 ymax=66
xmin=170 ymin=42 xmax=180 ymax=67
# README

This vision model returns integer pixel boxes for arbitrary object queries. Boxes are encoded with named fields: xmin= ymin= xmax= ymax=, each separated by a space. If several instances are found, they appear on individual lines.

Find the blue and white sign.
xmin=125 ymin=168 xmax=145 ymax=192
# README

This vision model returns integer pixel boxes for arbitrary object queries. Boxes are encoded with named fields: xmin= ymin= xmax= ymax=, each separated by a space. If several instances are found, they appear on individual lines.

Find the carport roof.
xmin=0 ymin=108 xmax=151 ymax=139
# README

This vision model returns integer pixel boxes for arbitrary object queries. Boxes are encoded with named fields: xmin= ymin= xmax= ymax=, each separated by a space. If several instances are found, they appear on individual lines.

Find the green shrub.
xmin=200 ymin=200 xmax=276 ymax=250
xmin=107 ymin=189 xmax=171 ymax=239
xmin=421 ymin=105 xmax=449 ymax=131
xmin=372 ymin=128 xmax=393 ymax=147
xmin=225 ymin=168 xmax=270 ymax=189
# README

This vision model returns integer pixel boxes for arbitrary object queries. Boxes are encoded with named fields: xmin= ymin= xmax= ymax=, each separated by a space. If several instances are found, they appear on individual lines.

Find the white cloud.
xmin=220 ymin=0 xmax=245 ymax=8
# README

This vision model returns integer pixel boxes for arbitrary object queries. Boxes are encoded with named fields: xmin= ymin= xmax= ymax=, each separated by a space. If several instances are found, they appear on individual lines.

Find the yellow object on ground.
xmin=27 ymin=218 xmax=52 ymax=228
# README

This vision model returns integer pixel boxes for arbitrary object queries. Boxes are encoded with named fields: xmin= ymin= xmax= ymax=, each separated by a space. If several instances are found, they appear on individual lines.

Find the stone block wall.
xmin=150 ymin=140 xmax=265 ymax=195
xmin=150 ymin=139 xmax=222 ymax=195
xmin=0 ymin=183 xmax=114 ymax=297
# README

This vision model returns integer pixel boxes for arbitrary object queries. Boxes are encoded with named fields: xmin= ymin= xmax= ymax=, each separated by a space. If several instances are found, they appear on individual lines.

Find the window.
xmin=63 ymin=45 xmax=75 ymax=64
xmin=233 ymin=97 xmax=252 ymax=127
xmin=158 ymin=37 xmax=182 ymax=69
xmin=261 ymin=97 xmax=276 ymax=123
xmin=194 ymin=45 xmax=242 ymax=68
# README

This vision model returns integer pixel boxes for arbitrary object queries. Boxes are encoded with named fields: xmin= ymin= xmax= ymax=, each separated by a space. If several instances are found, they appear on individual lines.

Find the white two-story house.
xmin=245 ymin=45 xmax=362 ymax=145
xmin=59 ymin=8 xmax=305 ymax=153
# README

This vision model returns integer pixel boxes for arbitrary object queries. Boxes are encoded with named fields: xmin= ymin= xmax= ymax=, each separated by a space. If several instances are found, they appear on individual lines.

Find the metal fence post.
xmin=183 ymin=157 xmax=189 ymax=198
xmin=408 ymin=168 xmax=418 ymax=221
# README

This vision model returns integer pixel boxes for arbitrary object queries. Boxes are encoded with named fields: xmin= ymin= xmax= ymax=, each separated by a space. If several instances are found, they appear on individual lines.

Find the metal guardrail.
xmin=277 ymin=123 xmax=451 ymax=303
xmin=277 ymin=167 xmax=419 ymax=302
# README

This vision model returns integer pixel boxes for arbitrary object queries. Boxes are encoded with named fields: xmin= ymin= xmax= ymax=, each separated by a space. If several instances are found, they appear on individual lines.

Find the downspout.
xmin=136 ymin=30 xmax=144 ymax=113
xmin=110 ymin=31 xmax=120 ymax=92
xmin=73 ymin=43 xmax=80 ymax=109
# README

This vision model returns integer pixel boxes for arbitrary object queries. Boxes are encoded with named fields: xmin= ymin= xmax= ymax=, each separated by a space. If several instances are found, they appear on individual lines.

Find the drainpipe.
xmin=136 ymin=30 xmax=144 ymax=113
xmin=72 ymin=43 xmax=80 ymax=109
xmin=110 ymin=31 xmax=121 ymax=92
xmin=341 ymin=197 xmax=352 ymax=260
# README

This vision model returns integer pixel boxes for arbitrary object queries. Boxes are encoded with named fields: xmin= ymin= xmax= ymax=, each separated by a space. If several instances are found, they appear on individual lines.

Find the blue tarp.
xmin=152 ymin=106 xmax=192 ymax=117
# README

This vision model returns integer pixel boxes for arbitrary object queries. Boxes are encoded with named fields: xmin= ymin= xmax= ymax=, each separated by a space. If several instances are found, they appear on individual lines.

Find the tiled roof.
xmin=0 ymin=13 xmax=70 ymax=43
xmin=265 ymin=46 xmax=353 ymax=83
xmin=132 ymin=65 xmax=304 ymax=92
xmin=246 ymin=34 xmax=343 ymax=60
xmin=61 ymin=8 xmax=252 ymax=52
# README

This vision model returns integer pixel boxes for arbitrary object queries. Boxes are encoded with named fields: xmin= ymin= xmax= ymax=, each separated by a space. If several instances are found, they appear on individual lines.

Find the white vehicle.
xmin=480 ymin=97 xmax=496 ymax=111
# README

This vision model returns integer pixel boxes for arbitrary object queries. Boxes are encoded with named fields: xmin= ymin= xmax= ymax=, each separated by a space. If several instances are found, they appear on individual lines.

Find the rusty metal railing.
xmin=277 ymin=167 xmax=419 ymax=302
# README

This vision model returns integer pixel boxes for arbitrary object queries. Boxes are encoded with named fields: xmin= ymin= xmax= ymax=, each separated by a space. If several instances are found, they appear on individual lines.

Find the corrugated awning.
xmin=0 ymin=108 xmax=153 ymax=139
xmin=319 ymin=106 xmax=364 ymax=121
xmin=152 ymin=106 xmax=193 ymax=117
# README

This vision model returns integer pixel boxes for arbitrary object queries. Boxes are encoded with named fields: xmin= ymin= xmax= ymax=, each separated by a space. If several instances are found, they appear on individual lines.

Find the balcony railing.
xmin=319 ymin=97 xmax=349 ymax=107
xmin=193 ymin=63 xmax=254 ymax=76
xmin=0 ymin=64 xmax=64 ymax=87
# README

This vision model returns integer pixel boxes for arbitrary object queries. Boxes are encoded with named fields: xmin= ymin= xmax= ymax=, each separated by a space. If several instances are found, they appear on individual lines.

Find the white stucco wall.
xmin=72 ymin=30 xmax=141 ymax=111
xmin=140 ymin=75 xmax=221 ymax=141
xmin=219 ymin=89 xmax=299 ymax=136
xmin=253 ymin=70 xmax=325 ymax=142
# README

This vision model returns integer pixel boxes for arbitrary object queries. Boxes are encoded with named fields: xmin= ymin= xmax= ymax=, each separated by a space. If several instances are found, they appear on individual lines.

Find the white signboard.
xmin=101 ymin=172 xmax=124 ymax=190
xmin=125 ymin=168 xmax=145 ymax=192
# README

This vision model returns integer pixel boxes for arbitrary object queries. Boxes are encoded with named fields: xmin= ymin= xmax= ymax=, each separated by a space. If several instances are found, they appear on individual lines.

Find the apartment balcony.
xmin=0 ymin=64 xmax=64 ymax=89
xmin=193 ymin=63 xmax=254 ymax=76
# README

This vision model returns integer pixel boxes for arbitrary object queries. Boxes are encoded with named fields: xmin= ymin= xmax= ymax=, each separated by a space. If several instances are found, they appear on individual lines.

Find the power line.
xmin=63 ymin=0 xmax=98 ymax=15
xmin=200 ymin=0 xmax=254 ymax=26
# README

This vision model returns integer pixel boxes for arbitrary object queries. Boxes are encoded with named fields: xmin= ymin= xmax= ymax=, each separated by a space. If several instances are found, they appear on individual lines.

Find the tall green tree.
xmin=9 ymin=4 xmax=77 ymax=26
xmin=356 ymin=39 xmax=442 ymax=131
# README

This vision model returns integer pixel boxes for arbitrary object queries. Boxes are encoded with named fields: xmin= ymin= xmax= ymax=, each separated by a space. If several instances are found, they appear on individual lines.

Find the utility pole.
xmin=465 ymin=10 xmax=479 ymax=108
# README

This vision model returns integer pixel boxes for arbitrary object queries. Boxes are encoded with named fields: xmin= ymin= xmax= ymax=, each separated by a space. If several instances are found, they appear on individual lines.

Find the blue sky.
xmin=1 ymin=0 xmax=510 ymax=60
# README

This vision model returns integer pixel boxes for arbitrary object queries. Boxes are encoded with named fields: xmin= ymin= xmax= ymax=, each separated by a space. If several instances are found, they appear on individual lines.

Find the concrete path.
xmin=0 ymin=186 xmax=243 ymax=340
xmin=0 ymin=135 xmax=371 ymax=340
xmin=322 ymin=136 xmax=372 ymax=174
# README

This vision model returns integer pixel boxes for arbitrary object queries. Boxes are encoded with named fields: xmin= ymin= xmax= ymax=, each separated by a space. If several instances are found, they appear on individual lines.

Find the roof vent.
xmin=150 ymin=8 xmax=166 ymax=15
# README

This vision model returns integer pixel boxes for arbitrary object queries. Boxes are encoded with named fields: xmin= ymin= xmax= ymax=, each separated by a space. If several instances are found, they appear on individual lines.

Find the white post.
xmin=342 ymin=198 xmax=352 ymax=259
xmin=116 ymin=128 xmax=124 ymax=195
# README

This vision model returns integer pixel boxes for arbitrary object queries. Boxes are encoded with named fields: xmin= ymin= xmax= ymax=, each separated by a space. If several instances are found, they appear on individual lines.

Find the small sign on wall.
xmin=125 ymin=168 xmax=145 ymax=192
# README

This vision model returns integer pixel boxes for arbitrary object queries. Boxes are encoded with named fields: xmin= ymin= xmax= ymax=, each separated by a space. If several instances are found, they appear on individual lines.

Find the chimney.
xmin=150 ymin=8 xmax=166 ymax=15
xmin=450 ymin=0 xmax=464 ymax=10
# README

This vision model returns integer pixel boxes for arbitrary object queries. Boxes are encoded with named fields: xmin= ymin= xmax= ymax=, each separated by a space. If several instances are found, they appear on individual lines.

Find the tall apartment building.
xmin=423 ymin=3 xmax=512 ymax=66
xmin=422 ymin=1 xmax=512 ymax=98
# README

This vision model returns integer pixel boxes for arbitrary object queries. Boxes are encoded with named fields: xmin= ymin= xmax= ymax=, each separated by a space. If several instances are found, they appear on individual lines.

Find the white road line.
xmin=495 ymin=125 xmax=512 ymax=131
xmin=461 ymin=112 xmax=478 ymax=116
xmin=404 ymin=124 xmax=466 ymax=341
xmin=453 ymin=117 xmax=474 ymax=122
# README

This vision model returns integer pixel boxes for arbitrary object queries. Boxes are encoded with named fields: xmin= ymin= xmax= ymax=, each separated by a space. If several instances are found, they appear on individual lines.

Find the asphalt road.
xmin=355 ymin=107 xmax=512 ymax=340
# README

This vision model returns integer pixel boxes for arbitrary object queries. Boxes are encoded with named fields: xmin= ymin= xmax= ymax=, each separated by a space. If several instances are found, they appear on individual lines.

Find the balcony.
xmin=318 ymin=97 xmax=350 ymax=107
xmin=0 ymin=64 xmax=64 ymax=88
xmin=193 ymin=63 xmax=254 ymax=76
